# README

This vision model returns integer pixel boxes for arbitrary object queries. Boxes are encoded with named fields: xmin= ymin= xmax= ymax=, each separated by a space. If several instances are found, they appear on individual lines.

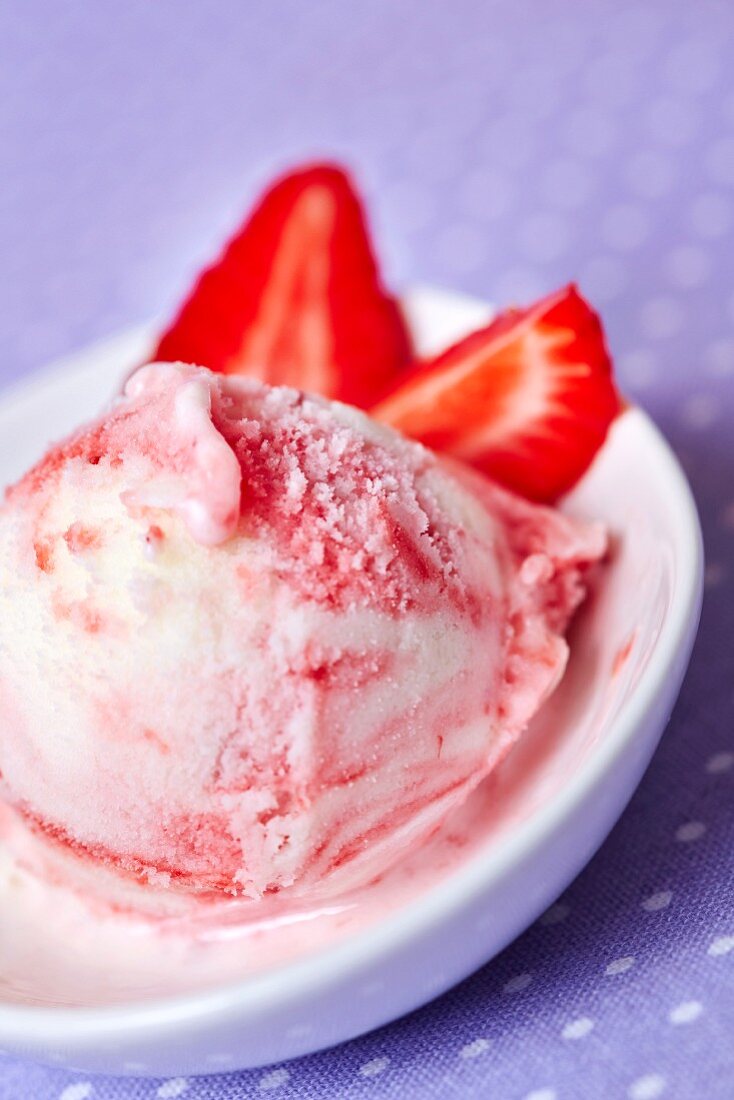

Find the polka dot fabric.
xmin=1 ymin=0 xmax=733 ymax=1096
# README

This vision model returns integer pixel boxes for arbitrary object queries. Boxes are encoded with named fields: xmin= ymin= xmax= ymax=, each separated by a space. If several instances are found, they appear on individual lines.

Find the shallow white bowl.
xmin=0 ymin=287 xmax=703 ymax=1075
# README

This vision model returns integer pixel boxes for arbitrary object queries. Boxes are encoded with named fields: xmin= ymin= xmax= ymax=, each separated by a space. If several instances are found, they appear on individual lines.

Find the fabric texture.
xmin=0 ymin=1 xmax=732 ymax=1097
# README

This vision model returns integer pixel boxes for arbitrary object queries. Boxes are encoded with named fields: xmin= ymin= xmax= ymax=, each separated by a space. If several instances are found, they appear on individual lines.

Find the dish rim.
xmin=0 ymin=288 xmax=704 ymax=1044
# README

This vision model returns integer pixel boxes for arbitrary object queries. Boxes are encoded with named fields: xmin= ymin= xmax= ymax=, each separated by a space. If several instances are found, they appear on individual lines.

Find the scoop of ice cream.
xmin=0 ymin=363 xmax=605 ymax=898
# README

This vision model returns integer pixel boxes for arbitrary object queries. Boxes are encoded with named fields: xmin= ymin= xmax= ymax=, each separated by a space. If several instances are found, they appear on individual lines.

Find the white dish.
xmin=0 ymin=287 xmax=703 ymax=1075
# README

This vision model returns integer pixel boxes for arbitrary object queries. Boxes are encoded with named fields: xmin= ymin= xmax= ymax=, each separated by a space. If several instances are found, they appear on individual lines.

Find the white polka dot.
xmin=259 ymin=1068 xmax=290 ymax=1091
xmin=647 ymin=95 xmax=697 ymax=146
xmin=676 ymin=821 xmax=707 ymax=842
xmin=706 ymin=138 xmax=734 ymax=186
xmin=681 ymin=393 xmax=718 ymax=430
xmin=642 ymin=890 xmax=673 ymax=912
xmin=691 ymin=193 xmax=732 ymax=238
xmin=639 ymin=297 xmax=683 ymax=339
xmin=539 ymin=901 xmax=571 ymax=926
xmin=562 ymin=1016 xmax=595 ymax=1040
xmin=664 ymin=245 xmax=711 ymax=289
xmin=602 ymin=205 xmax=650 ymax=251
xmin=669 ymin=1000 xmax=703 ymax=1024
xmin=157 ymin=1081 xmax=189 ymax=1100
xmin=524 ymin=1090 xmax=557 ymax=1100
xmin=359 ymin=1056 xmax=390 ymax=1078
xmin=540 ymin=158 xmax=593 ymax=209
xmin=625 ymin=150 xmax=675 ymax=199
xmin=59 ymin=1087 xmax=93 ymax=1100
xmin=518 ymin=212 xmax=570 ymax=263
xmin=705 ymin=338 xmax=734 ymax=376
xmin=704 ymin=562 xmax=726 ymax=589
xmin=564 ymin=107 xmax=616 ymax=158
xmin=458 ymin=167 xmax=512 ymax=223
xmin=605 ymin=955 xmax=636 ymax=976
xmin=617 ymin=348 xmax=658 ymax=390
xmin=706 ymin=750 xmax=734 ymax=772
xmin=629 ymin=1073 xmax=666 ymax=1099
xmin=503 ymin=972 xmax=534 ymax=994
xmin=579 ymin=255 xmax=626 ymax=302
xmin=708 ymin=934 xmax=734 ymax=956
xmin=460 ymin=1038 xmax=489 ymax=1059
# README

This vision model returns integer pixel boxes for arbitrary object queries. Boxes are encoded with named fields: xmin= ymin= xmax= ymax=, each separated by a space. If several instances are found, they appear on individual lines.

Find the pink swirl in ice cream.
xmin=0 ymin=364 xmax=605 ymax=899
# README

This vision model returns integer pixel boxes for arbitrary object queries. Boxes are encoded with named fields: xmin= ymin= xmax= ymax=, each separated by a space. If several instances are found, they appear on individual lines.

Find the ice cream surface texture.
xmin=0 ymin=362 xmax=605 ymax=900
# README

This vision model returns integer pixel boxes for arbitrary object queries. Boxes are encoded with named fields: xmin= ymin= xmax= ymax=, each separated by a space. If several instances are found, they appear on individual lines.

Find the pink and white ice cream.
xmin=0 ymin=363 xmax=605 ymax=900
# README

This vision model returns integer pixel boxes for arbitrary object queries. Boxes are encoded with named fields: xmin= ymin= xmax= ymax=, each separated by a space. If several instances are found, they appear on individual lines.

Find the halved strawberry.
xmin=151 ymin=163 xmax=411 ymax=407
xmin=371 ymin=285 xmax=622 ymax=502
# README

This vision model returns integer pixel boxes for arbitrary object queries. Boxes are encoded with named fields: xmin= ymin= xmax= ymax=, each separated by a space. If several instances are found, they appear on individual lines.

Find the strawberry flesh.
xmin=371 ymin=285 xmax=622 ymax=502
xmin=151 ymin=163 xmax=411 ymax=408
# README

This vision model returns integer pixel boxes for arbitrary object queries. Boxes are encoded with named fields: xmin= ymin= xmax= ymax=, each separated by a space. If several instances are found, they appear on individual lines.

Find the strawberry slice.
xmin=371 ymin=285 xmax=621 ymax=502
xmin=151 ymin=163 xmax=411 ymax=407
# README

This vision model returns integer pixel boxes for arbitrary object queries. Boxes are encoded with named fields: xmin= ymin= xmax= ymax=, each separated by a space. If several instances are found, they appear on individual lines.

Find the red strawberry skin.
xmin=371 ymin=285 xmax=622 ymax=503
xmin=151 ymin=163 xmax=411 ymax=408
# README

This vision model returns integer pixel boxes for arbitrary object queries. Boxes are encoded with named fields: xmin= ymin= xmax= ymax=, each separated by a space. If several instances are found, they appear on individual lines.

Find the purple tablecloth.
xmin=1 ymin=2 xmax=732 ymax=1097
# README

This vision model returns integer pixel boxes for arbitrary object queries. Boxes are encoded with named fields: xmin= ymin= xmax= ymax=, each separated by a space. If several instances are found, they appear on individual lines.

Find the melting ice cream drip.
xmin=122 ymin=363 xmax=242 ymax=546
